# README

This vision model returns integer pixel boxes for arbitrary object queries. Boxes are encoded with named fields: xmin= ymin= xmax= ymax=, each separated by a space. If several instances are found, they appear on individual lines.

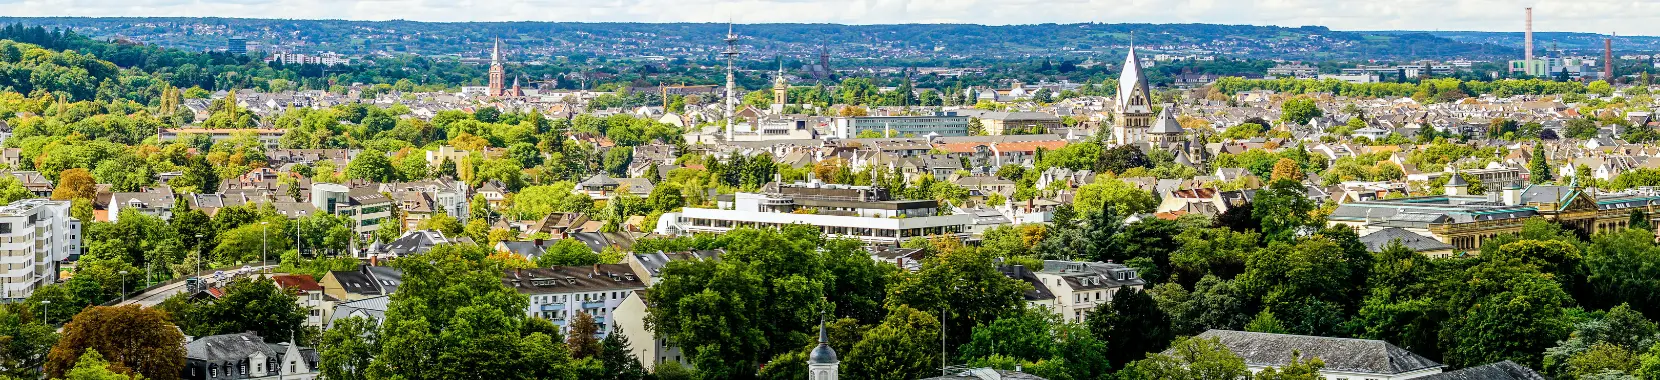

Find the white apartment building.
xmin=657 ymin=182 xmax=973 ymax=245
xmin=504 ymin=264 xmax=645 ymax=338
xmin=0 ymin=199 xmax=81 ymax=300
xmin=1033 ymin=260 xmax=1145 ymax=323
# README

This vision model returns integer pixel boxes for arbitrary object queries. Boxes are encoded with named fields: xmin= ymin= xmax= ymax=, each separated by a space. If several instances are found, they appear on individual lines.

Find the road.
xmin=117 ymin=265 xmax=278 ymax=308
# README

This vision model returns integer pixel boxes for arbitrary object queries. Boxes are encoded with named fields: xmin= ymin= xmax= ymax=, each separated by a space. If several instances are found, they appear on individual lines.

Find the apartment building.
xmin=311 ymin=183 xmax=392 ymax=236
xmin=0 ymin=199 xmax=81 ymax=300
xmin=504 ymin=264 xmax=646 ymax=338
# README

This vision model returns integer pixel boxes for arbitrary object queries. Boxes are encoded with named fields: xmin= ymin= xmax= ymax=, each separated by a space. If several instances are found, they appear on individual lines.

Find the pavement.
xmin=117 ymin=265 xmax=279 ymax=308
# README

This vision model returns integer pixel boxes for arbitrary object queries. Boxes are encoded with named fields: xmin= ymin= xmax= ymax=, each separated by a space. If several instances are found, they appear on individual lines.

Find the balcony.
xmin=581 ymin=301 xmax=606 ymax=309
xmin=539 ymin=303 xmax=566 ymax=312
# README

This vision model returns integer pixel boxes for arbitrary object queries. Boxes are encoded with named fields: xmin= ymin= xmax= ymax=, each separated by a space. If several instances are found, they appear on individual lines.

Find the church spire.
xmin=492 ymin=37 xmax=501 ymax=64
xmin=808 ymin=307 xmax=839 ymax=380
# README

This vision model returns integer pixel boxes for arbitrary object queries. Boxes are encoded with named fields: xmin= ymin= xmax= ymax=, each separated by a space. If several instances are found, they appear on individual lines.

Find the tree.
xmin=368 ymin=244 xmax=576 ymax=380
xmin=164 ymin=277 xmax=307 ymax=342
xmin=0 ymin=176 xmax=32 ymax=205
xmin=1090 ymin=287 xmax=1174 ymax=367
xmin=534 ymin=239 xmax=601 ymax=267
xmin=61 ymin=349 xmax=138 ymax=380
xmin=46 ymin=305 xmax=186 ymax=380
xmin=567 ymin=311 xmax=602 ymax=359
xmin=1254 ymin=353 xmax=1327 ymax=380
xmin=1280 ymin=97 xmax=1322 ymax=126
xmin=1245 ymin=309 xmax=1289 ymax=334
xmin=51 ymin=168 xmax=96 ymax=201
xmin=1120 ymin=336 xmax=1249 ymax=380
xmin=1270 ymin=158 xmax=1304 ymax=182
xmin=318 ymin=316 xmax=379 ymax=380
xmin=1441 ymin=259 xmax=1574 ymax=368
xmin=843 ymin=306 xmax=941 ymax=380
xmin=1253 ymin=179 xmax=1315 ymax=243
xmin=1075 ymin=179 xmax=1158 ymax=215
xmin=0 ymin=305 xmax=56 ymax=379
xmin=1531 ymin=143 xmax=1554 ymax=184
xmin=596 ymin=326 xmax=648 ymax=380
xmin=346 ymin=149 xmax=399 ymax=182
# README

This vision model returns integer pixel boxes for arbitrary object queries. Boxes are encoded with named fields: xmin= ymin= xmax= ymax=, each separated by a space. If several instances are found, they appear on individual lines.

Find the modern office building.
xmin=0 ymin=199 xmax=80 ymax=301
xmin=659 ymin=182 xmax=973 ymax=245
xmin=834 ymin=113 xmax=971 ymax=139
xmin=227 ymin=37 xmax=247 ymax=54
xmin=311 ymin=183 xmax=392 ymax=236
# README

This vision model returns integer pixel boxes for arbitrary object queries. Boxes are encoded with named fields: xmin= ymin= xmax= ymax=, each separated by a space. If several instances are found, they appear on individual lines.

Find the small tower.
xmin=808 ymin=313 xmax=839 ymax=380
xmin=774 ymin=58 xmax=789 ymax=105
xmin=722 ymin=23 xmax=741 ymax=141
xmin=1445 ymin=171 xmax=1470 ymax=196
xmin=1148 ymin=107 xmax=1185 ymax=143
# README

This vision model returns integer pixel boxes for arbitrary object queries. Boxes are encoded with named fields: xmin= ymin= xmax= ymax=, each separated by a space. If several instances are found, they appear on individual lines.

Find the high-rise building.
xmin=0 ymin=199 xmax=80 ymax=301
xmin=488 ymin=38 xmax=506 ymax=97
xmin=227 ymin=37 xmax=247 ymax=55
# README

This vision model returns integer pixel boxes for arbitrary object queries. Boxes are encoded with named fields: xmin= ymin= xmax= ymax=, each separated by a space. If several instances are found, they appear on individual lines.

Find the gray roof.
xmin=1416 ymin=361 xmax=1544 ymax=380
xmin=1191 ymin=330 xmax=1442 ymax=375
xmin=920 ymin=368 xmax=1049 ymax=380
xmin=1359 ymin=227 xmax=1454 ymax=253
xmin=1150 ymin=108 xmax=1184 ymax=134
xmin=329 ymin=295 xmax=391 ymax=328
xmin=1445 ymin=172 xmax=1469 ymax=187
xmin=186 ymin=332 xmax=278 ymax=362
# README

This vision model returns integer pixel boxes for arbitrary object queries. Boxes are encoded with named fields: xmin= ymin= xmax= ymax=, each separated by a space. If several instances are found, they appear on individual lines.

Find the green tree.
xmin=1245 ymin=309 xmax=1289 ymax=334
xmin=318 ymin=316 xmax=379 ymax=380
xmin=566 ymin=311 xmax=601 ymax=359
xmin=1119 ymin=336 xmax=1249 ymax=380
xmin=534 ymin=239 xmax=601 ymax=267
xmin=345 ymin=149 xmax=399 ymax=182
xmin=596 ymin=326 xmax=648 ymax=380
xmin=1279 ymin=97 xmax=1323 ymax=126
xmin=61 ymin=349 xmax=138 ymax=380
xmin=1253 ymin=353 xmax=1326 ymax=380
xmin=1252 ymin=179 xmax=1315 ymax=243
xmin=162 ymin=277 xmax=306 ymax=343
xmin=843 ymin=306 xmax=941 ymax=380
xmin=1090 ymin=287 xmax=1174 ymax=367
xmin=1074 ymin=178 xmax=1158 ymax=215
xmin=1531 ymin=143 xmax=1554 ymax=184
xmin=0 ymin=305 xmax=57 ymax=379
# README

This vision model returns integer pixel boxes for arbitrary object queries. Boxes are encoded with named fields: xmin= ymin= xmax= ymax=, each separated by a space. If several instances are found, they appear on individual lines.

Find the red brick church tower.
xmin=488 ymin=38 xmax=506 ymax=97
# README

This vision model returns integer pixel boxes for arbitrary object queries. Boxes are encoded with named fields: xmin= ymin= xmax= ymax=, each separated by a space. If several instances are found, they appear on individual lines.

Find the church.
xmin=487 ymin=38 xmax=524 ymax=98
xmin=1110 ymin=45 xmax=1208 ymax=169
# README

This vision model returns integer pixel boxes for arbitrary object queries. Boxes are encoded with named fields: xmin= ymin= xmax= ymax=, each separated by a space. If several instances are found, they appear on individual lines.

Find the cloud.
xmin=4 ymin=0 xmax=1659 ymax=35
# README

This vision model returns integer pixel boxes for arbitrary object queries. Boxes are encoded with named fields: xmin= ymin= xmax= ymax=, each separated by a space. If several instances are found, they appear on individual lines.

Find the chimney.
xmin=1525 ymin=8 xmax=1534 ymax=66
xmin=1606 ymin=35 xmax=1615 ymax=80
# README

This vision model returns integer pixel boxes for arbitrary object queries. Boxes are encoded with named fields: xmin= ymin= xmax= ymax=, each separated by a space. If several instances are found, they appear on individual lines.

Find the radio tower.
xmin=723 ymin=22 xmax=741 ymax=141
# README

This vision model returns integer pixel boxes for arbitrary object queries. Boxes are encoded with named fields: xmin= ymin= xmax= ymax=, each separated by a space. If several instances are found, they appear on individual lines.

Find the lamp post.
xmin=39 ymin=300 xmax=48 ymax=325
xmin=194 ymin=233 xmax=204 ymax=277
xmin=119 ymin=270 xmax=128 ymax=302
xmin=261 ymin=221 xmax=270 ymax=274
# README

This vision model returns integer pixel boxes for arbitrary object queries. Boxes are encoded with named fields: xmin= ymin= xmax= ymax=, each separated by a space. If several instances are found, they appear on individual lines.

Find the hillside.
xmin=0 ymin=17 xmax=1518 ymax=62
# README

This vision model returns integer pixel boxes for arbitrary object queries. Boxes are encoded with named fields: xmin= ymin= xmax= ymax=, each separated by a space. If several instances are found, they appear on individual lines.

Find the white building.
xmin=658 ymin=182 xmax=972 ymax=245
xmin=311 ymin=183 xmax=393 ymax=236
xmin=1032 ymin=260 xmax=1145 ymax=323
xmin=505 ymin=264 xmax=645 ymax=338
xmin=0 ymin=199 xmax=80 ymax=300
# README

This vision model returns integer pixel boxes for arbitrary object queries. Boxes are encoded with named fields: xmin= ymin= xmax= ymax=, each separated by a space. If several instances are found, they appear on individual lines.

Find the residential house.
xmin=625 ymin=249 xmax=723 ymax=286
xmin=320 ymin=266 xmax=402 ymax=302
xmin=614 ymin=291 xmax=689 ymax=371
xmin=271 ymin=275 xmax=330 ymax=328
xmin=327 ymin=295 xmax=389 ymax=328
xmin=182 ymin=332 xmax=319 ymax=380
xmin=1034 ymin=260 xmax=1145 ymax=323
xmin=109 ymin=188 xmax=177 ymax=221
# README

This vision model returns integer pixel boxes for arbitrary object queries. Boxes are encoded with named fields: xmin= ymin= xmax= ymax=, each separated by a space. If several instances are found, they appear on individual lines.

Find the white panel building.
xmin=0 ymin=199 xmax=80 ymax=300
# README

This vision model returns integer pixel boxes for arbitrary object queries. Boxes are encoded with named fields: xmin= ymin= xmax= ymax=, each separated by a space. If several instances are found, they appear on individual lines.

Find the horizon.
xmin=4 ymin=0 xmax=1657 ymax=36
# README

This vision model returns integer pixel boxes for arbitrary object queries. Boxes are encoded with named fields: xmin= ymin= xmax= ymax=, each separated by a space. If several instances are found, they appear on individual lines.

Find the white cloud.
xmin=5 ymin=0 xmax=1660 ymax=35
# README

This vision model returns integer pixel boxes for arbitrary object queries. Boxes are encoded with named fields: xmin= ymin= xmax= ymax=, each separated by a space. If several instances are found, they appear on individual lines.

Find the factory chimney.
xmin=1525 ymin=8 xmax=1534 ymax=65
xmin=1606 ymin=34 xmax=1615 ymax=80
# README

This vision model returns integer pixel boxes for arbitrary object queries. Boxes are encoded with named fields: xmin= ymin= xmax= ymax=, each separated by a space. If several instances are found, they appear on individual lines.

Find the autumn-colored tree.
xmin=46 ymin=305 xmax=186 ymax=380
xmin=566 ymin=311 xmax=602 ymax=359
xmin=52 ymin=168 xmax=96 ymax=201
xmin=488 ymin=251 xmax=535 ymax=269
xmin=1270 ymin=158 xmax=1304 ymax=183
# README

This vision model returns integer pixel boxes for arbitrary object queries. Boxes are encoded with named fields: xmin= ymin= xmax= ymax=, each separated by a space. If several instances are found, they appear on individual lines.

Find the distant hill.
xmin=1364 ymin=31 xmax=1660 ymax=56
xmin=0 ymin=17 xmax=1522 ymax=63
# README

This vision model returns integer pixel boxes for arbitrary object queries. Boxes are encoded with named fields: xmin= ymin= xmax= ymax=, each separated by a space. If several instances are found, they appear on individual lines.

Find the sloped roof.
xmin=1416 ymin=361 xmax=1544 ymax=380
xmin=1150 ymin=108 xmax=1184 ymax=134
xmin=1359 ymin=227 xmax=1454 ymax=253
xmin=1192 ymin=330 xmax=1442 ymax=375
xmin=1117 ymin=46 xmax=1151 ymax=110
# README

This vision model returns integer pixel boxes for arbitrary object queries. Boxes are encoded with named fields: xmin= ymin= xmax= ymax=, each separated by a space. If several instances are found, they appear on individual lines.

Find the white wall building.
xmin=505 ymin=264 xmax=645 ymax=338
xmin=658 ymin=183 xmax=972 ymax=245
xmin=0 ymin=199 xmax=80 ymax=300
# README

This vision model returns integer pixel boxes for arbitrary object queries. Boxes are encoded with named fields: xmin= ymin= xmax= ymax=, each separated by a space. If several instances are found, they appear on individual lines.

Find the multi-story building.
xmin=311 ymin=183 xmax=392 ymax=236
xmin=505 ymin=264 xmax=645 ymax=338
xmin=271 ymin=274 xmax=330 ymax=328
xmin=1031 ymin=260 xmax=1145 ymax=322
xmin=182 ymin=332 xmax=319 ymax=380
xmin=1267 ymin=64 xmax=1319 ymax=79
xmin=0 ymin=199 xmax=79 ymax=300
xmin=1329 ymin=175 xmax=1660 ymax=253
xmin=659 ymin=182 xmax=973 ymax=245
xmin=833 ymin=113 xmax=971 ymax=139
xmin=969 ymin=111 xmax=1063 ymax=136
xmin=381 ymin=180 xmax=468 ymax=230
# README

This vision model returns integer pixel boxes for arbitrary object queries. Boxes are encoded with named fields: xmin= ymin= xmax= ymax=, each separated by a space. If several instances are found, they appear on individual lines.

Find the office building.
xmin=0 ymin=199 xmax=80 ymax=301
xmin=834 ymin=113 xmax=971 ymax=139
xmin=659 ymin=182 xmax=972 ymax=245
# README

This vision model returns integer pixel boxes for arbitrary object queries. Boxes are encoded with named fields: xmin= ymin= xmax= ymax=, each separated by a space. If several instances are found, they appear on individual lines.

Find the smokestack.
xmin=1525 ymin=8 xmax=1534 ymax=65
xmin=1606 ymin=35 xmax=1615 ymax=80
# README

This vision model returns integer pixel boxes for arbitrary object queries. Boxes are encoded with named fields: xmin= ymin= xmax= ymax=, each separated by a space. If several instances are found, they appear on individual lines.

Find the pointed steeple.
xmin=808 ymin=310 xmax=839 ymax=368
xmin=1117 ymin=40 xmax=1151 ymax=111
xmin=492 ymin=37 xmax=501 ymax=64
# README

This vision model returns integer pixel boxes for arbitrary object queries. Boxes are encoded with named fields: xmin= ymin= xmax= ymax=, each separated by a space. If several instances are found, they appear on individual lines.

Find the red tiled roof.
xmin=995 ymin=140 xmax=1069 ymax=152
xmin=272 ymin=274 xmax=324 ymax=292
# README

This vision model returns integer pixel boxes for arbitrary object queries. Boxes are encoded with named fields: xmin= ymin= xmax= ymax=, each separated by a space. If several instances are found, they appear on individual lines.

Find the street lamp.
xmin=195 ymin=234 xmax=204 ymax=277
xmin=39 ymin=300 xmax=48 ymax=325
xmin=261 ymin=222 xmax=270 ymax=275
xmin=119 ymin=270 xmax=128 ymax=302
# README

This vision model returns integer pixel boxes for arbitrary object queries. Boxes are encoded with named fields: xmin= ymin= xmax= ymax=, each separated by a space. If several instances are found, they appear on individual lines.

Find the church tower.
xmin=1112 ymin=43 xmax=1154 ymax=145
xmin=488 ymin=38 xmax=506 ymax=97
xmin=808 ymin=315 xmax=839 ymax=380
xmin=773 ymin=59 xmax=789 ymax=107
xmin=1148 ymin=107 xmax=1184 ymax=144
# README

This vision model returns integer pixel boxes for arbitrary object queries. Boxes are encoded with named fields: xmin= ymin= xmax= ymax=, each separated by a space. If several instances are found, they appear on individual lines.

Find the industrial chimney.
xmin=1525 ymin=8 xmax=1534 ymax=66
xmin=1606 ymin=34 xmax=1615 ymax=80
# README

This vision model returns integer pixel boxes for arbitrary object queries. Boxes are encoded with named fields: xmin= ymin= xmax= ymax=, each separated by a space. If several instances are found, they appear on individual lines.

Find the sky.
xmin=4 ymin=0 xmax=1660 ymax=35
